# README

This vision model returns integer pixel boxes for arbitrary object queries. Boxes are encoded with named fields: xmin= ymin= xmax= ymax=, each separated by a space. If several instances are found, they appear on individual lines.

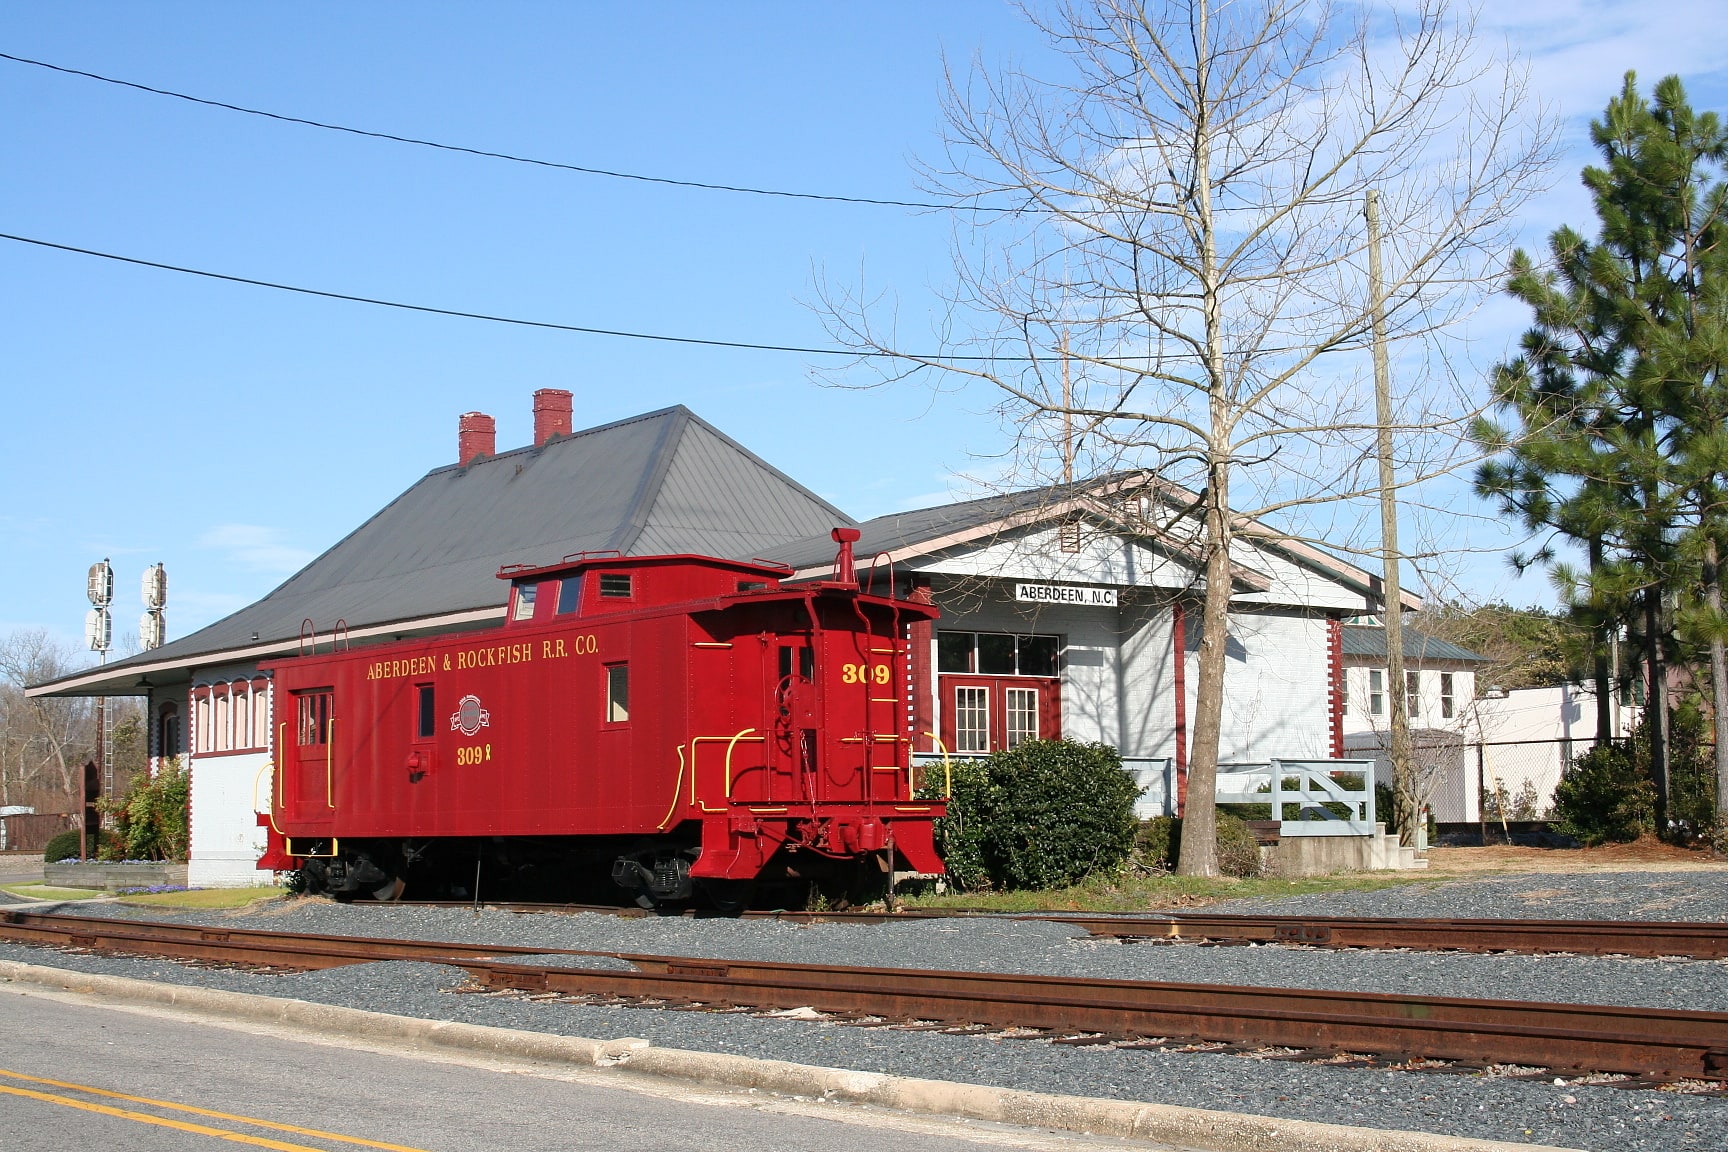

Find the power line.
xmin=0 ymin=229 xmax=1361 ymax=365
xmin=0 ymin=229 xmax=1008 ymax=360
xmin=0 ymin=50 xmax=1022 ymax=214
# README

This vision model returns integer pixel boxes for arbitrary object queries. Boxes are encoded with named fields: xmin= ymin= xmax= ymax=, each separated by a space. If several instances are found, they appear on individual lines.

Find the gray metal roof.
xmin=766 ymin=482 xmax=1094 ymax=572
xmin=39 ymin=406 xmax=850 ymax=695
xmin=1341 ymin=625 xmax=1489 ymax=664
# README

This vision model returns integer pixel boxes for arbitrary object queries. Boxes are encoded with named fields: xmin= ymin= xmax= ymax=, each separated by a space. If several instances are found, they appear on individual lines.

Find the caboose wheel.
xmin=696 ymin=879 xmax=754 ymax=915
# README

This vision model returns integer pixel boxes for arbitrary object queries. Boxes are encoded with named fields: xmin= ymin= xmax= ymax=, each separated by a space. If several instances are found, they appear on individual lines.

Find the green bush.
xmin=929 ymin=740 xmax=1141 ymax=891
xmin=42 ymin=828 xmax=116 ymax=864
xmin=97 ymin=758 xmax=190 ymax=862
xmin=1666 ymin=701 xmax=1719 ymax=844
xmin=1132 ymin=810 xmax=1263 ymax=878
xmin=1553 ymin=739 xmax=1655 ymax=846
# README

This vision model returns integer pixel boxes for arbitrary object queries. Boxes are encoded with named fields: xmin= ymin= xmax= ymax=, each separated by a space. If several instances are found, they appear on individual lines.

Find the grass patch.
xmin=899 ymin=869 xmax=1447 ymax=913
xmin=117 ymin=886 xmax=283 ymax=910
xmin=2 ymin=883 xmax=105 ymax=901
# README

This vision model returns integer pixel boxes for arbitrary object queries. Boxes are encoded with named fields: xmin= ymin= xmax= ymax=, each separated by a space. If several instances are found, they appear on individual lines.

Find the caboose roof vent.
xmin=533 ymin=389 xmax=573 ymax=446
xmin=458 ymin=411 xmax=496 ymax=466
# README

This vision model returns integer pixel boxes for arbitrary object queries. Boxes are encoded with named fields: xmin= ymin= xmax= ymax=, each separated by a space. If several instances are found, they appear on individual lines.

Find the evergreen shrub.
xmin=1134 ymin=810 xmax=1263 ymax=878
xmin=42 ymin=828 xmax=115 ymax=864
xmin=930 ymin=739 xmax=1141 ymax=891
xmin=1552 ymin=738 xmax=1655 ymax=846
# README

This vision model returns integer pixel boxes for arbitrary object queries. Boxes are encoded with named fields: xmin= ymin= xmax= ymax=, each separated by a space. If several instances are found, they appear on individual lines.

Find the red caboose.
xmin=257 ymin=530 xmax=946 ymax=904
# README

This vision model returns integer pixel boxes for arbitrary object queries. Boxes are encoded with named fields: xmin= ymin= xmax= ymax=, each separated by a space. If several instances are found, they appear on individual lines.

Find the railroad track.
xmin=3 ymin=909 xmax=1726 ymax=1084
xmin=391 ymin=899 xmax=1728 ymax=959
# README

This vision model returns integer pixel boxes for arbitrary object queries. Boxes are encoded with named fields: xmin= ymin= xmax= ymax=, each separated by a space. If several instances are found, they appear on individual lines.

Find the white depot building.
xmin=34 ymin=400 xmax=1408 ymax=885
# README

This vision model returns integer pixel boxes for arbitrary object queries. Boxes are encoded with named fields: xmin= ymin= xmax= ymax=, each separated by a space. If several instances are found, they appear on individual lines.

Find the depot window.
xmin=936 ymin=632 xmax=1061 ymax=677
xmin=599 ymin=573 xmax=633 ymax=599
xmin=1368 ymin=670 xmax=1384 ymax=716
xmin=606 ymin=664 xmax=630 ymax=722
xmin=416 ymin=684 xmax=436 ymax=740
xmin=1440 ymin=673 xmax=1456 ymax=719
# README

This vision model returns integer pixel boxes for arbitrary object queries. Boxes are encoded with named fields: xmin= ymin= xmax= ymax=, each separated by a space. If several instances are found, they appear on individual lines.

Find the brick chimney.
xmin=532 ymin=388 xmax=573 ymax=446
xmin=458 ymin=411 xmax=496 ymax=466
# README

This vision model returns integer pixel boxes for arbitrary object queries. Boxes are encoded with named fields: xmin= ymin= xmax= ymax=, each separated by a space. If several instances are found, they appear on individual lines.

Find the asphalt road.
xmin=0 ymin=984 xmax=1168 ymax=1152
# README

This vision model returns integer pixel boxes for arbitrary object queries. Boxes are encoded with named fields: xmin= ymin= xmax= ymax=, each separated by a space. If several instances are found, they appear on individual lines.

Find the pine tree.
xmin=1476 ymin=74 xmax=1728 ymax=840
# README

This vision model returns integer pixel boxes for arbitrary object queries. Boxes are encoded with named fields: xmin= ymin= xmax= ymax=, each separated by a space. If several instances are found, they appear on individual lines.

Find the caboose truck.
xmin=256 ymin=529 xmax=947 ymax=906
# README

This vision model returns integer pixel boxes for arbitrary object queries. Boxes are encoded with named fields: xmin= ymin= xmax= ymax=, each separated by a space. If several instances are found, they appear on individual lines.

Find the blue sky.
xmin=3 ymin=1 xmax=1727 ymax=657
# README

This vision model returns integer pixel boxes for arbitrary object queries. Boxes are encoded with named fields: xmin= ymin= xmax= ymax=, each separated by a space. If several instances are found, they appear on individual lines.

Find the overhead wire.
xmin=0 ymin=50 xmax=1025 ymax=213
xmin=0 ymin=230 xmax=998 ymax=360
xmin=0 ymin=230 xmax=1369 ymax=364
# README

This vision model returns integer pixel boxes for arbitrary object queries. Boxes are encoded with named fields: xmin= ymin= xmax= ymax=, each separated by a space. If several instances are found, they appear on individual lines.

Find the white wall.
xmin=1197 ymin=609 xmax=1333 ymax=761
xmin=187 ymin=749 xmax=273 ymax=888
xmin=1340 ymin=666 xmax=1477 ymax=737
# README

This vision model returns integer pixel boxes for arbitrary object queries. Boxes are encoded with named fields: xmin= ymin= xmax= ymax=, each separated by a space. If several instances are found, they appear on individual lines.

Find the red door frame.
xmin=937 ymin=675 xmax=1061 ymax=754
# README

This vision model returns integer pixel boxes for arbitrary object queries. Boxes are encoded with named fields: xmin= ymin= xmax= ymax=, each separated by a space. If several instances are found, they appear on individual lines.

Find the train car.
xmin=255 ymin=529 xmax=946 ymax=905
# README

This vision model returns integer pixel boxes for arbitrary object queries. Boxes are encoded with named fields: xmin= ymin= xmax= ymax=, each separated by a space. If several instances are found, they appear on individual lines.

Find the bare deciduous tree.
xmin=0 ymin=628 xmax=95 ymax=804
xmin=821 ymin=0 xmax=1554 ymax=875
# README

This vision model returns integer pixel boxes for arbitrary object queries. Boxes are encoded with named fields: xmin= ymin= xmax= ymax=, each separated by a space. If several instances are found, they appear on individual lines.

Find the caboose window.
xmin=512 ymin=583 xmax=538 ymax=621
xmin=415 ymin=684 xmax=435 ymax=740
xmin=556 ymin=577 xmax=581 ymax=615
xmin=777 ymin=645 xmax=815 ymax=682
xmin=296 ymin=691 xmax=332 ymax=746
xmin=606 ymin=664 xmax=630 ymax=722
xmin=599 ymin=573 xmax=633 ymax=599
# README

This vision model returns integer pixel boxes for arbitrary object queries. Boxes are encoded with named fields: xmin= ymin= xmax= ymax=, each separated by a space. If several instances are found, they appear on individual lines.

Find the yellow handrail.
xmin=325 ymin=717 xmax=337 ymax=809
xmin=658 ymin=745 xmax=688 ymax=830
xmin=722 ymin=727 xmax=759 ymax=797
xmin=921 ymin=732 xmax=953 ymax=799
xmin=252 ymin=763 xmax=283 ymax=836
xmin=285 ymin=837 xmax=340 ymax=858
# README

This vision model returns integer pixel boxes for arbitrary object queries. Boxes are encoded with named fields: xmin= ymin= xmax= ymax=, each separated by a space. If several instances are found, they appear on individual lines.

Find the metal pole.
xmin=1365 ymin=190 xmax=1416 ymax=847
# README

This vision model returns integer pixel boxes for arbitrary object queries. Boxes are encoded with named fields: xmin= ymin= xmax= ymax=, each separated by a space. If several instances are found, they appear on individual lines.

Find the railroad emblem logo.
xmin=451 ymin=694 xmax=490 ymax=736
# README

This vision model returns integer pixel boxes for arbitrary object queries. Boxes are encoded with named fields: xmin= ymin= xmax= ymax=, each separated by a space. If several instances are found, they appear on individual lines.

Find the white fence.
xmin=1215 ymin=759 xmax=1378 ymax=836
xmin=910 ymin=754 xmax=1375 ymax=834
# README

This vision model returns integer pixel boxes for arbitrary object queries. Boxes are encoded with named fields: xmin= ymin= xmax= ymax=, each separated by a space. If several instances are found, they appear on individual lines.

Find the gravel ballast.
xmin=3 ymin=869 xmax=1725 ymax=1151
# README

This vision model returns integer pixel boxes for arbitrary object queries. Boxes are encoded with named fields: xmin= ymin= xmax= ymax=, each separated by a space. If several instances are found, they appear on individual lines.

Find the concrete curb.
xmin=0 ymin=959 xmax=1577 ymax=1152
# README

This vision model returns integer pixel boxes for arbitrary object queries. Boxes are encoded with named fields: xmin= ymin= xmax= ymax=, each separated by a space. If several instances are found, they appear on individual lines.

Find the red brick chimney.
xmin=533 ymin=388 xmax=573 ymax=446
xmin=458 ymin=411 xmax=496 ymax=466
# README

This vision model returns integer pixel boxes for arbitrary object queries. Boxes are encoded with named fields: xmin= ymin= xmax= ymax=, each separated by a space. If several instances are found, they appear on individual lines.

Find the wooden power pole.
xmin=1366 ymin=190 xmax=1418 ymax=847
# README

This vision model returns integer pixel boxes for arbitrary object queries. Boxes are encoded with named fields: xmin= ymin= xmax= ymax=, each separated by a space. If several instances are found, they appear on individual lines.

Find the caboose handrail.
xmin=658 ymin=745 xmax=688 ymax=830
xmin=325 ymin=718 xmax=337 ymax=810
xmin=252 ymin=762 xmax=284 ymax=836
xmin=921 ymin=732 xmax=953 ymax=798
xmin=722 ymin=727 xmax=762 ymax=798
xmin=275 ymin=723 xmax=287 ymax=808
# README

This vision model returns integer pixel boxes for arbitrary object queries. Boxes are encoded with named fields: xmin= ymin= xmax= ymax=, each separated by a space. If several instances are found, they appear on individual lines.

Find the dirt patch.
xmin=1428 ymin=838 xmax=1728 ymax=874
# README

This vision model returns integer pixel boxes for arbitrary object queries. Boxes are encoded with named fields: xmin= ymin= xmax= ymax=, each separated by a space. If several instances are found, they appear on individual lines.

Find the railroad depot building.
xmin=34 ymin=396 xmax=1411 ymax=886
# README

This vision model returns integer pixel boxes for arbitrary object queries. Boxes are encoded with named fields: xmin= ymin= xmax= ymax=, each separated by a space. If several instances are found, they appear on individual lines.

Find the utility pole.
xmin=1366 ymin=190 xmax=1417 ymax=847
xmin=1061 ymin=330 xmax=1074 ymax=486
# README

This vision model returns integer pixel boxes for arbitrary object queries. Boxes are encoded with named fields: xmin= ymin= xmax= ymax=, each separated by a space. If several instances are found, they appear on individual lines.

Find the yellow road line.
xmin=0 ymin=1069 xmax=433 ymax=1152
xmin=0 ymin=1083 xmax=334 ymax=1151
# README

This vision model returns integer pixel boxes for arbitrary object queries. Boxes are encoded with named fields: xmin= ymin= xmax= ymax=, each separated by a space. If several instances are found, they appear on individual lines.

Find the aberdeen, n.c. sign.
xmin=1015 ymin=583 xmax=1117 ymax=607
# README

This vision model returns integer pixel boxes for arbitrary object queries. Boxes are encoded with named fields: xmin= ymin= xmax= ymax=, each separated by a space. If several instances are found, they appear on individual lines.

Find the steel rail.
xmin=386 ymin=900 xmax=1728 ymax=960
xmin=1058 ymin=913 xmax=1728 ymax=959
xmin=2 ymin=910 xmax=1724 ymax=1079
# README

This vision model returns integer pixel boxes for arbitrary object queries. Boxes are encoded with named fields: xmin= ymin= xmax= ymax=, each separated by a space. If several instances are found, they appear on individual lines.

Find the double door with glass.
xmin=939 ymin=676 xmax=1060 ymax=754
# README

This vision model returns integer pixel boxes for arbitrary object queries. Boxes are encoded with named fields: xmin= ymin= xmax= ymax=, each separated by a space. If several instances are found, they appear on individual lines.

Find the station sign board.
xmin=1015 ymin=583 xmax=1118 ymax=608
